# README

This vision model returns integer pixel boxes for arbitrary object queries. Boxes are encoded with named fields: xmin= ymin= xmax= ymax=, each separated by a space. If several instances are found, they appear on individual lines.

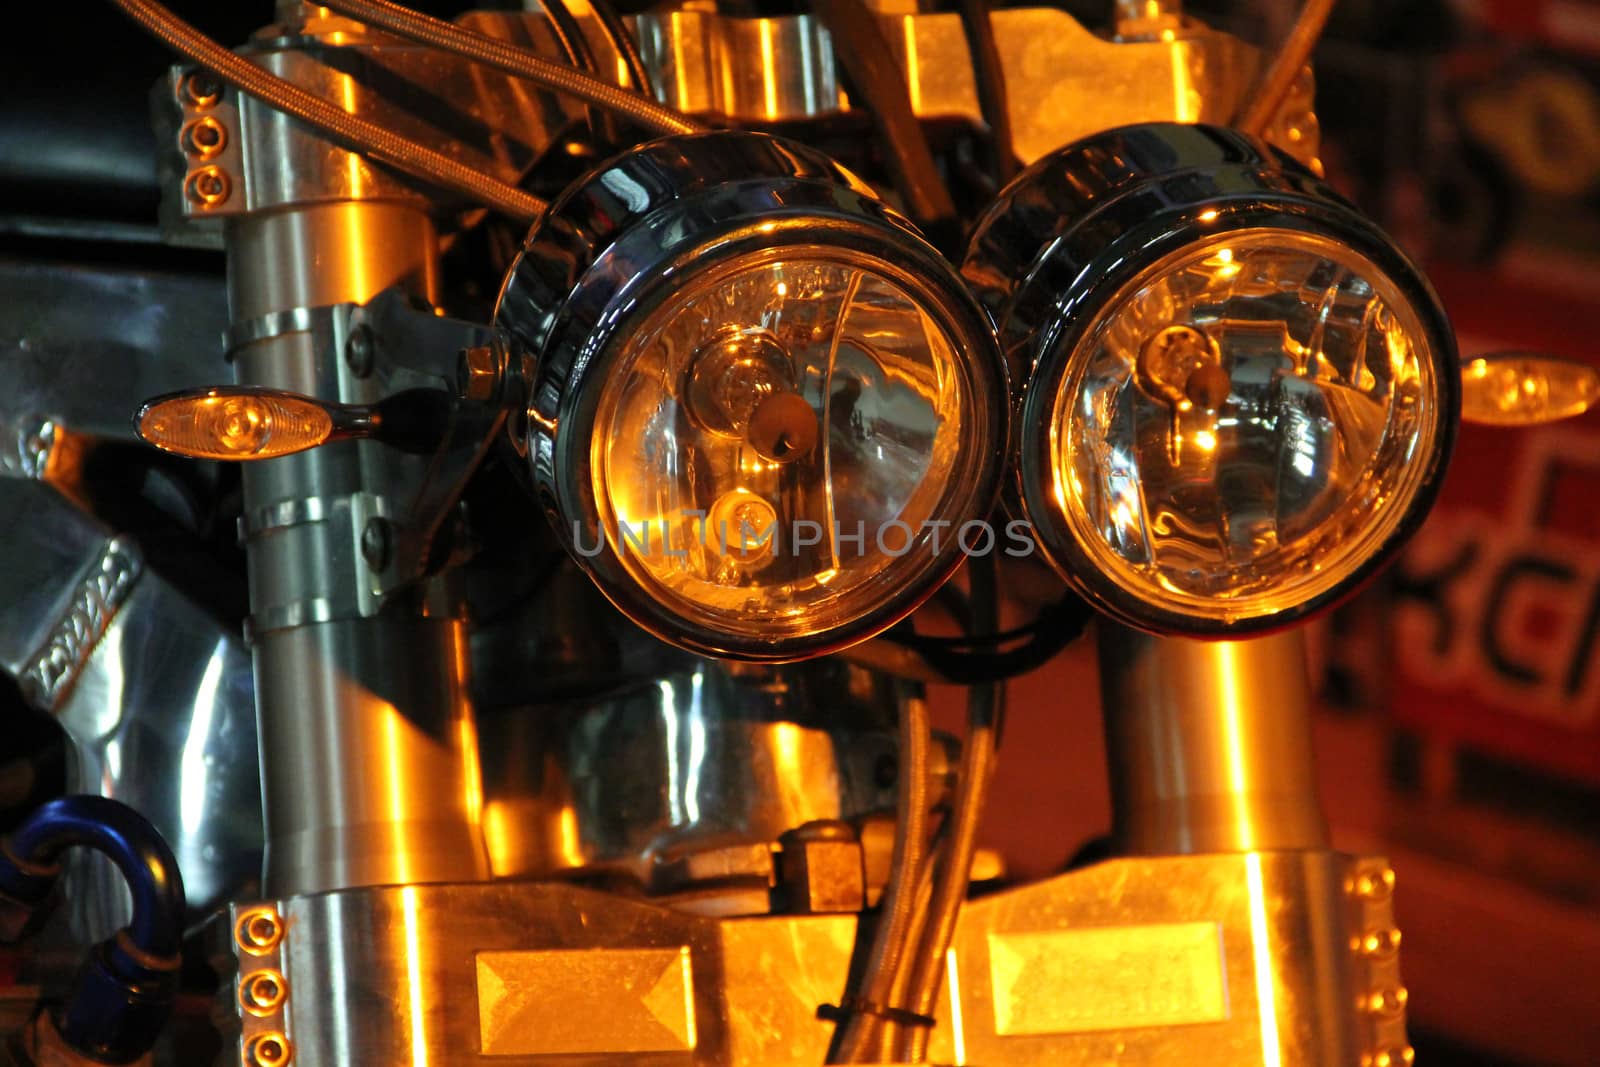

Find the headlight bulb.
xmin=964 ymin=122 xmax=1459 ymax=635
xmin=496 ymin=132 xmax=1008 ymax=660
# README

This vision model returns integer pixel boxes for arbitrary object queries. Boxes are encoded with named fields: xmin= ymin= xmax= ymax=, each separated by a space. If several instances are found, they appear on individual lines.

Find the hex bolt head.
xmin=457 ymin=345 xmax=501 ymax=402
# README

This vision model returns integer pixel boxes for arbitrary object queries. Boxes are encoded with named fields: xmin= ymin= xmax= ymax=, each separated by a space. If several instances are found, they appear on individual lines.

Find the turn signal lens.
xmin=1461 ymin=352 xmax=1600 ymax=426
xmin=136 ymin=388 xmax=333 ymax=460
xmin=963 ymin=123 xmax=1458 ymax=635
xmin=496 ymin=132 xmax=1008 ymax=660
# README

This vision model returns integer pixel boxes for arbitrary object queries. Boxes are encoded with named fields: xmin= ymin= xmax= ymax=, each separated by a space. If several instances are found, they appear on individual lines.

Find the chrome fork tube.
xmin=1096 ymin=623 xmax=1329 ymax=855
xmin=228 ymin=203 xmax=488 ymax=896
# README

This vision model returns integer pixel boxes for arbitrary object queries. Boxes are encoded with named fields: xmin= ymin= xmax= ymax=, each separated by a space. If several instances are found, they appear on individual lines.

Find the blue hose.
xmin=1 ymin=795 xmax=187 ymax=1064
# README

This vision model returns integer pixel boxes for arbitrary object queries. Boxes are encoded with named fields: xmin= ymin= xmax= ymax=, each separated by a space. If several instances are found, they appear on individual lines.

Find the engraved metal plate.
xmin=476 ymin=946 xmax=697 ymax=1055
xmin=988 ymin=922 xmax=1230 ymax=1036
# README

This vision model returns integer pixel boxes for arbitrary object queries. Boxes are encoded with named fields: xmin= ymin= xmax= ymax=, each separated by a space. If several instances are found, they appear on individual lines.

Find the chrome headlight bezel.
xmin=963 ymin=122 xmax=1460 ymax=636
xmin=496 ymin=131 xmax=1009 ymax=660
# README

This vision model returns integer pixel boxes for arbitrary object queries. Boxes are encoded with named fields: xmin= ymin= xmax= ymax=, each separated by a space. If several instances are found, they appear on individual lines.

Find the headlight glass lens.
xmin=1056 ymin=228 xmax=1442 ymax=623
xmin=596 ymin=250 xmax=974 ymax=643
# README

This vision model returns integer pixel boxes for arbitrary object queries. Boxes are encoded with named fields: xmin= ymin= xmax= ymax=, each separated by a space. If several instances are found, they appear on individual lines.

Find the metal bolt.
xmin=244 ymin=1031 xmax=293 ymax=1066
xmin=185 ymin=167 xmax=231 ymax=208
xmin=184 ymin=71 xmax=222 ymax=109
xmin=235 ymin=908 xmax=283 ymax=956
xmin=183 ymin=116 xmax=228 ymax=159
xmin=457 ymin=345 xmax=501 ymax=402
xmin=344 ymin=324 xmax=375 ymax=379
xmin=361 ymin=517 xmax=392 ymax=571
xmin=239 ymin=969 xmax=289 ymax=1017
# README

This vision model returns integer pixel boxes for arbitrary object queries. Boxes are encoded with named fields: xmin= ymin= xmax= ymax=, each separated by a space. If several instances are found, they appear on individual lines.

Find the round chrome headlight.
xmin=497 ymin=132 xmax=1008 ymax=660
xmin=964 ymin=123 xmax=1458 ymax=635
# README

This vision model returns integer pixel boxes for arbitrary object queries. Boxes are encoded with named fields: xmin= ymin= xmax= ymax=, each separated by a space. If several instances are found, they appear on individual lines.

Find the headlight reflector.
xmin=497 ymin=132 xmax=1007 ymax=659
xmin=965 ymin=123 xmax=1458 ymax=635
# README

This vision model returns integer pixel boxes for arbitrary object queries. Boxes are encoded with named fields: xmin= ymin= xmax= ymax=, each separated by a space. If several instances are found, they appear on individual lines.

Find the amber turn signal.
xmin=136 ymin=387 xmax=334 ymax=461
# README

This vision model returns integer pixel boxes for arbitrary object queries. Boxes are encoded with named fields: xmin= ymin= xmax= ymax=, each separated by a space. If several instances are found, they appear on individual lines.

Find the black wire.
xmin=589 ymin=0 xmax=655 ymax=99
xmin=531 ymin=0 xmax=611 ymax=139
xmin=956 ymin=0 xmax=1018 ymax=183
xmin=882 ymin=591 xmax=1094 ymax=684
xmin=808 ymin=0 xmax=959 ymax=244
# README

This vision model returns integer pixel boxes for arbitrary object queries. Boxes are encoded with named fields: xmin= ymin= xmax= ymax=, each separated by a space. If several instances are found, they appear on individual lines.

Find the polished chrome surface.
xmin=495 ymin=130 xmax=1007 ymax=661
xmin=219 ymin=850 xmax=1401 ymax=1066
xmin=963 ymin=122 xmax=1458 ymax=635
xmin=1097 ymin=624 xmax=1329 ymax=854
xmin=255 ymin=617 xmax=488 ymax=895
xmin=154 ymin=9 xmax=1315 ymax=248
xmin=633 ymin=8 xmax=1316 ymax=169
xmin=153 ymin=19 xmax=598 ymax=241
xmin=225 ymin=151 xmax=486 ymax=894
xmin=0 ymin=479 xmax=263 ymax=931
xmin=635 ymin=10 xmax=839 ymax=119
xmin=479 ymin=659 xmax=898 ymax=887
xmin=0 ymin=262 xmax=229 ymax=443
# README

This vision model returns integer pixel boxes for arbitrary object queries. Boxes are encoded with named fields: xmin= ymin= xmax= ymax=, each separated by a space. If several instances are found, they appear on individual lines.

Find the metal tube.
xmin=1114 ymin=0 xmax=1182 ymax=18
xmin=1097 ymin=623 xmax=1329 ymax=855
xmin=228 ymin=203 xmax=489 ymax=897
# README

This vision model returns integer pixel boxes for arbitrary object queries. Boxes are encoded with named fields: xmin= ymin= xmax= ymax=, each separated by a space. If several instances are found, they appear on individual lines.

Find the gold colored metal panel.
xmin=890 ymin=10 xmax=1316 ymax=167
xmin=476 ymin=947 xmax=698 ymax=1055
xmin=717 ymin=916 xmax=857 ymax=1066
xmin=930 ymin=851 xmax=1362 ymax=1066
xmin=988 ymin=921 xmax=1229 ymax=1035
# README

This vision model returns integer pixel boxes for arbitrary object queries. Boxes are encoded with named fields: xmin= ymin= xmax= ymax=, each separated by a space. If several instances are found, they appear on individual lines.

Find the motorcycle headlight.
xmin=964 ymin=123 xmax=1458 ymax=635
xmin=496 ymin=132 xmax=1007 ymax=660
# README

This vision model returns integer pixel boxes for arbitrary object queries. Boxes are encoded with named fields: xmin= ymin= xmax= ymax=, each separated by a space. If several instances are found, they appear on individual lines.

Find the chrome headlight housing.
xmin=497 ymin=132 xmax=1008 ymax=660
xmin=964 ymin=122 xmax=1459 ymax=635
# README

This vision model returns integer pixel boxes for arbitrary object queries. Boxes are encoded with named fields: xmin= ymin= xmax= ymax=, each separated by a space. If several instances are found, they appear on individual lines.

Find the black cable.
xmin=877 ymin=590 xmax=1094 ymax=686
xmin=589 ymin=0 xmax=655 ymax=99
xmin=808 ymin=0 xmax=959 ymax=242
xmin=956 ymin=0 xmax=1018 ymax=183
xmin=531 ymin=0 xmax=616 ymax=146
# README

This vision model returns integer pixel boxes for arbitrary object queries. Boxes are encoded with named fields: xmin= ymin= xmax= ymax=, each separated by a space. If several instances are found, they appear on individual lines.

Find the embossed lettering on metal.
xmin=988 ymin=922 xmax=1229 ymax=1035
xmin=475 ymin=946 xmax=697 ymax=1055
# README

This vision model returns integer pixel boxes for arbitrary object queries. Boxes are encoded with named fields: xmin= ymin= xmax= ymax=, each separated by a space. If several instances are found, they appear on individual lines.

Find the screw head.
xmin=244 ymin=1031 xmax=293 ymax=1066
xmin=235 ymin=908 xmax=283 ymax=956
xmin=184 ymin=71 xmax=222 ymax=109
xmin=183 ymin=116 xmax=228 ymax=159
xmin=344 ymin=325 xmax=375 ymax=379
xmin=361 ymin=517 xmax=392 ymax=571
xmin=185 ymin=167 xmax=231 ymax=208
xmin=239 ymin=969 xmax=289 ymax=1017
